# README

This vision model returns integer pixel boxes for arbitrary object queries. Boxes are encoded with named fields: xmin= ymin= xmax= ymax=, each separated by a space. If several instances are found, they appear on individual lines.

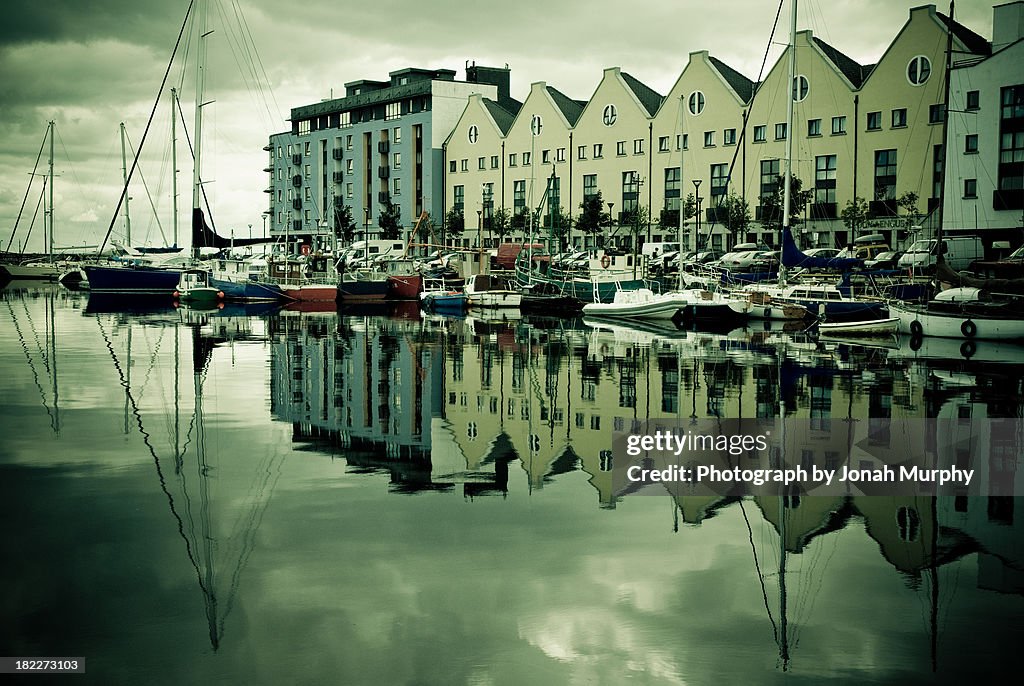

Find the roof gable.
xmin=620 ymin=72 xmax=664 ymax=116
xmin=707 ymin=56 xmax=756 ymax=102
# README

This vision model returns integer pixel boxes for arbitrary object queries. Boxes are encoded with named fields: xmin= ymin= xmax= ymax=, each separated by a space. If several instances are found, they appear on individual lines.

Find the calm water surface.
xmin=2 ymin=282 xmax=1022 ymax=685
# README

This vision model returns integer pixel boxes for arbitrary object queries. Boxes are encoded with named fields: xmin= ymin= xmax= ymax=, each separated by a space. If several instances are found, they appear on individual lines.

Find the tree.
xmin=444 ymin=207 xmax=465 ymax=245
xmin=762 ymin=174 xmax=812 ymax=230
xmin=333 ymin=203 xmax=357 ymax=243
xmin=542 ymin=207 xmax=575 ymax=251
xmin=840 ymin=197 xmax=869 ymax=236
xmin=577 ymin=191 xmax=606 ymax=237
xmin=622 ymin=206 xmax=650 ymax=248
xmin=658 ymin=193 xmax=696 ymax=231
xmin=378 ymin=202 xmax=403 ymax=240
xmin=491 ymin=207 xmax=512 ymax=243
xmin=719 ymin=193 xmax=751 ymax=243
xmin=897 ymin=190 xmax=920 ymax=230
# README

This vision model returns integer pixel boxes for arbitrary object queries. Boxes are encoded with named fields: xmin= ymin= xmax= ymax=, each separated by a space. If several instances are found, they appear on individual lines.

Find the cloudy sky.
xmin=0 ymin=0 xmax=993 ymax=253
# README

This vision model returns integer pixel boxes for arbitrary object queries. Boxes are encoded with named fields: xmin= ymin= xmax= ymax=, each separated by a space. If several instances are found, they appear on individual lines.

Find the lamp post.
xmin=692 ymin=179 xmax=703 ymax=251
xmin=477 ymin=209 xmax=483 ymax=273
xmin=606 ymin=202 xmax=614 ymax=250
xmin=363 ymin=207 xmax=369 ymax=243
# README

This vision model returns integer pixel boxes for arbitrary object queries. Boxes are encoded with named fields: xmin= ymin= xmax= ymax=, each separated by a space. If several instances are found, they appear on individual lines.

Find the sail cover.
xmin=781 ymin=226 xmax=862 ymax=270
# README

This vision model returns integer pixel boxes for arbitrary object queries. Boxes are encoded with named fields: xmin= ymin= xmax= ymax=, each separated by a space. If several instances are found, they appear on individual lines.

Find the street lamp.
xmin=692 ymin=179 xmax=703 ymax=251
xmin=363 ymin=207 xmax=369 ymax=243
xmin=477 ymin=209 xmax=483 ymax=273
xmin=606 ymin=202 xmax=614 ymax=250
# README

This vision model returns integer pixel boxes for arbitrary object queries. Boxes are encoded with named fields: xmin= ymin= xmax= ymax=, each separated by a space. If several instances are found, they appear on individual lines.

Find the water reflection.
xmin=1 ymin=282 xmax=1022 ymax=683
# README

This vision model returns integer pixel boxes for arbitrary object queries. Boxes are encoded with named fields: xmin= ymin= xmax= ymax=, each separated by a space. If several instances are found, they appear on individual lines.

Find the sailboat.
xmin=1 ymin=121 xmax=64 ymax=281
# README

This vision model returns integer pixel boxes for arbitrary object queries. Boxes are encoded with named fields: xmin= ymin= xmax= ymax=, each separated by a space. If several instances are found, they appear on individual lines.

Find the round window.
xmin=467 ymin=125 xmax=478 ymax=144
xmin=907 ymin=56 xmax=931 ymax=86
xmin=792 ymin=75 xmax=809 ymax=102
xmin=602 ymin=104 xmax=617 ymax=126
xmin=688 ymin=91 xmax=705 ymax=115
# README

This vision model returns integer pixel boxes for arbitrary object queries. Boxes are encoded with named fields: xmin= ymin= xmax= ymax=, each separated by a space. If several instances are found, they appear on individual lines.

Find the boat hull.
xmin=0 ymin=263 xmax=61 ymax=280
xmin=338 ymin=278 xmax=389 ymax=301
xmin=819 ymin=317 xmax=899 ymax=337
xmin=83 ymin=264 xmax=181 ymax=294
xmin=210 ymin=276 xmax=285 ymax=302
xmin=891 ymin=303 xmax=1024 ymax=340
xmin=387 ymin=274 xmax=422 ymax=299
xmin=281 ymin=284 xmax=338 ymax=302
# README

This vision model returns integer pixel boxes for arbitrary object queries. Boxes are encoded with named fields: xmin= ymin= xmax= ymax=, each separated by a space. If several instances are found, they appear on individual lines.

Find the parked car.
xmin=750 ymin=250 xmax=780 ymax=272
xmin=803 ymin=247 xmax=840 ymax=260
xmin=722 ymin=249 xmax=771 ymax=270
xmin=864 ymin=250 xmax=904 ymax=270
xmin=717 ymin=242 xmax=766 ymax=266
xmin=694 ymin=249 xmax=725 ymax=264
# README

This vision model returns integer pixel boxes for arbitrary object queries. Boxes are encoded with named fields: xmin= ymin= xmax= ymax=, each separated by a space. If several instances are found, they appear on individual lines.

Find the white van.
xmin=341 ymin=239 xmax=407 ymax=267
xmin=898 ymin=236 xmax=983 ymax=271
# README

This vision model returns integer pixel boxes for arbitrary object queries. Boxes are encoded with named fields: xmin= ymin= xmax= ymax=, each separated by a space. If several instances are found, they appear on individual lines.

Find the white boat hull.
xmin=891 ymin=303 xmax=1024 ymax=340
xmin=819 ymin=317 xmax=899 ymax=337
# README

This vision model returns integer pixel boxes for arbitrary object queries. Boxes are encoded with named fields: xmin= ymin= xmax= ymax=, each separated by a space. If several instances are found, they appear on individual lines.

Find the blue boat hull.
xmin=83 ymin=265 xmax=181 ymax=294
xmin=210 ymin=276 xmax=285 ymax=301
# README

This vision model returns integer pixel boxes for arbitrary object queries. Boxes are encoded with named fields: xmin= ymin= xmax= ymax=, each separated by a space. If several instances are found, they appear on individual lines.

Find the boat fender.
xmin=909 ymin=334 xmax=923 ymax=351
xmin=217 ymin=291 xmax=225 ymax=299
xmin=764 ymin=307 xmax=771 ymax=319
xmin=961 ymin=319 xmax=977 ymax=338
xmin=909 ymin=320 xmax=923 ymax=337
xmin=960 ymin=340 xmax=977 ymax=359
xmin=601 ymin=255 xmax=611 ymax=269
xmin=172 ymin=291 xmax=180 ymax=298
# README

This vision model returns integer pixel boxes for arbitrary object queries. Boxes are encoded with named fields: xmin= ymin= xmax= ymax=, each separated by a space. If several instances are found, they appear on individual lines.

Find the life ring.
xmin=961 ymin=319 xmax=977 ymax=338
xmin=960 ymin=340 xmax=977 ymax=359
xmin=600 ymin=255 xmax=611 ymax=269
xmin=909 ymin=334 xmax=923 ymax=351
xmin=909 ymin=320 xmax=923 ymax=336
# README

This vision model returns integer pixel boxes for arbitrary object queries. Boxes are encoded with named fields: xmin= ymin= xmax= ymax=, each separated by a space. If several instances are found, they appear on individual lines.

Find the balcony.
xmin=292 ymin=220 xmax=303 ymax=232
xmin=755 ymin=205 xmax=781 ymax=223
xmin=292 ymin=198 xmax=302 ymax=210
xmin=809 ymin=202 xmax=837 ymax=220
xmin=378 ymin=166 xmax=390 ymax=179
xmin=292 ymin=175 xmax=302 ymax=187
xmin=994 ymin=189 xmax=1024 ymax=211
xmin=378 ymin=141 xmax=390 ymax=154
xmin=332 ymin=149 xmax=343 ymax=160
xmin=869 ymin=199 xmax=897 ymax=217
xmin=292 ymin=154 xmax=302 ymax=166
xmin=378 ymin=191 xmax=391 ymax=204
xmin=332 ymin=171 xmax=344 ymax=184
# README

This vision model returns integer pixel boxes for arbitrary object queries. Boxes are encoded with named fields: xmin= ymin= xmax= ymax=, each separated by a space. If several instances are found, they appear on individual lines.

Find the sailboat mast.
xmin=48 ymin=120 xmax=54 ymax=261
xmin=120 ymin=122 xmax=132 ymax=246
xmin=677 ymin=95 xmax=685 ymax=283
xmin=172 ymin=87 xmax=179 ymax=249
xmin=782 ymin=0 xmax=797 ymax=244
xmin=192 ymin=0 xmax=210 ymax=259
xmin=937 ymin=1 xmax=954 ymax=248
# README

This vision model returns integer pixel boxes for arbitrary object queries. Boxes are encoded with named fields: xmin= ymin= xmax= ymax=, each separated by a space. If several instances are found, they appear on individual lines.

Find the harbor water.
xmin=2 ymin=281 xmax=1022 ymax=685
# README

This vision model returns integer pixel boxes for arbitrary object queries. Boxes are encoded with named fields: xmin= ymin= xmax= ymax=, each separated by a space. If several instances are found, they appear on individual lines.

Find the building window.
xmin=832 ymin=116 xmax=847 ymax=135
xmin=793 ymin=74 xmax=809 ymax=102
xmin=710 ymin=163 xmax=728 ymax=202
xmin=346 ymin=182 xmax=353 ymax=198
xmin=760 ymin=159 xmax=780 ymax=206
xmin=634 ymin=139 xmax=644 ymax=154
xmin=892 ymin=108 xmax=907 ymax=128
xmin=556 ymin=148 xmax=565 ymax=162
xmin=530 ymin=114 xmax=543 ymax=136
xmin=541 ymin=149 xmax=550 ymax=164
xmin=393 ymin=152 xmax=401 ymax=170
xmin=583 ymin=173 xmax=598 ymax=200
xmin=298 ymin=120 xmax=310 ymax=135
xmin=999 ymin=85 xmax=1024 ymax=197
xmin=929 ymin=104 xmax=946 ymax=124
xmin=874 ymin=149 xmax=897 ymax=201
xmin=478 ymin=157 xmax=486 ymax=170
xmin=593 ymin=143 xmax=603 ymax=159
xmin=482 ymin=182 xmax=493 ymax=225
xmin=664 ymin=167 xmax=681 ymax=211
xmin=491 ymin=155 xmax=499 ymax=169
xmin=704 ymin=131 xmax=715 ymax=147
xmin=966 ymin=90 xmax=980 ymax=111
xmin=304 ymin=164 xmax=310 ymax=178
xmin=461 ymin=159 xmax=468 ymax=172
xmin=907 ymin=56 xmax=931 ymax=86
xmin=347 ymin=159 xmax=354 ymax=174
xmin=603 ymin=104 xmax=617 ymax=126
xmin=965 ymin=134 xmax=979 ymax=153
xmin=346 ymin=135 xmax=353 ymax=150
xmin=393 ymin=177 xmax=401 ymax=196
xmin=523 ymin=151 xmax=531 ymax=166
xmin=753 ymin=125 xmax=766 ymax=143
xmin=680 ymin=134 xmax=688 ymax=150
xmin=340 ymin=112 xmax=351 ymax=128
xmin=468 ymin=125 xmax=479 ymax=144
xmin=509 ymin=153 xmax=517 ymax=167
xmin=688 ymin=91 xmax=705 ymax=115
xmin=617 ymin=141 xmax=626 ymax=156
xmin=658 ymin=136 xmax=669 ymax=152
xmin=723 ymin=128 xmax=736 ymax=146
xmin=932 ymin=144 xmax=944 ymax=201
xmin=513 ymin=179 xmax=526 ymax=216
xmin=578 ymin=145 xmax=587 ymax=160
xmin=393 ymin=127 xmax=401 ymax=143
xmin=815 ymin=154 xmax=837 ymax=205
xmin=964 ymin=178 xmax=977 ymax=198
xmin=807 ymin=118 xmax=821 ymax=137
xmin=304 ymin=141 xmax=311 ymax=156
xmin=775 ymin=122 xmax=787 ymax=140
xmin=867 ymin=111 xmax=881 ymax=130
xmin=449 ymin=160 xmax=457 ymax=173
xmin=453 ymin=185 xmax=464 ymax=211
xmin=621 ymin=171 xmax=640 ymax=215
xmin=386 ymin=102 xmax=400 ymax=120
